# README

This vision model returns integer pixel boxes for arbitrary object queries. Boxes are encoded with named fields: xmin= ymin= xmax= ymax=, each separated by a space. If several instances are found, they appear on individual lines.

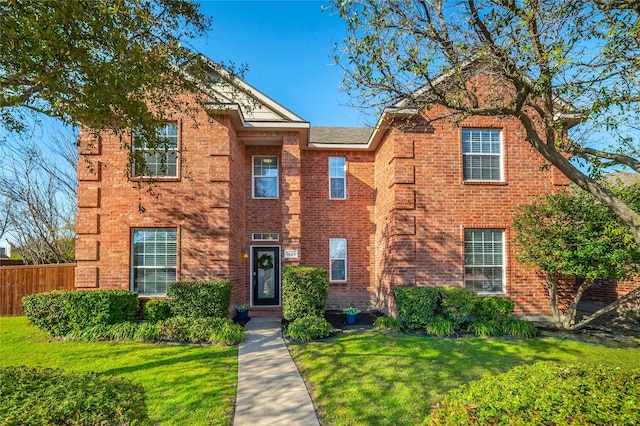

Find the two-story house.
xmin=75 ymin=59 xmax=586 ymax=317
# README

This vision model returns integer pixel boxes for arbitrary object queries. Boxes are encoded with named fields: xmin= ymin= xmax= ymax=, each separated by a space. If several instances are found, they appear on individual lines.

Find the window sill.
xmin=329 ymin=280 xmax=348 ymax=285
xmin=131 ymin=177 xmax=180 ymax=182
xmin=463 ymin=180 xmax=507 ymax=186
xmin=477 ymin=292 xmax=507 ymax=296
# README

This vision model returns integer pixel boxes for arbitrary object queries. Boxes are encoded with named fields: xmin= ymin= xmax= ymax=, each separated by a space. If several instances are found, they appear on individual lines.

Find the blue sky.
xmin=191 ymin=1 xmax=372 ymax=127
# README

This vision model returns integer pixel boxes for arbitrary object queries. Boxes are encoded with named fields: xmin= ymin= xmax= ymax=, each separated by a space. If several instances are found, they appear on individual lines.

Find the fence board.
xmin=0 ymin=264 xmax=76 ymax=316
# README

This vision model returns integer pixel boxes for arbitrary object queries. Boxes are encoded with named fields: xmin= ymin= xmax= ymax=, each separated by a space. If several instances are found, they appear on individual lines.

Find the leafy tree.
xmin=0 ymin=0 xmax=240 ymax=149
xmin=512 ymin=183 xmax=640 ymax=329
xmin=332 ymin=0 xmax=640 ymax=243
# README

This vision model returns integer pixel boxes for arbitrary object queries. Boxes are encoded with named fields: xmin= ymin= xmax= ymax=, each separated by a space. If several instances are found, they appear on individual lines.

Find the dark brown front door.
xmin=252 ymin=246 xmax=280 ymax=306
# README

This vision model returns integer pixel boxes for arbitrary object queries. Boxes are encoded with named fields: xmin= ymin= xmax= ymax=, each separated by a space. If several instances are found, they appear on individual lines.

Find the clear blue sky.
xmin=191 ymin=1 xmax=372 ymax=127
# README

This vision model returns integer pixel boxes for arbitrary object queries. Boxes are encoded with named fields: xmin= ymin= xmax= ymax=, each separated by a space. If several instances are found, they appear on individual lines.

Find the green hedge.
xmin=0 ymin=366 xmax=148 ymax=426
xmin=392 ymin=286 xmax=440 ymax=329
xmin=282 ymin=266 xmax=329 ymax=321
xmin=167 ymin=280 xmax=232 ymax=318
xmin=285 ymin=316 xmax=333 ymax=342
xmin=425 ymin=363 xmax=640 ymax=425
xmin=143 ymin=298 xmax=173 ymax=323
xmin=22 ymin=290 xmax=138 ymax=337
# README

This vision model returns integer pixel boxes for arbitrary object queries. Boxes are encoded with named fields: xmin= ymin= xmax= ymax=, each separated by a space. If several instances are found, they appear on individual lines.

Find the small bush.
xmin=392 ymin=286 xmax=440 ymax=329
xmin=425 ymin=317 xmax=456 ymax=337
xmin=22 ymin=290 xmax=138 ymax=337
xmin=134 ymin=321 xmax=161 ymax=342
xmin=144 ymin=298 xmax=172 ymax=323
xmin=473 ymin=296 xmax=515 ymax=320
xmin=285 ymin=316 xmax=333 ymax=342
xmin=425 ymin=363 xmax=640 ymax=425
xmin=187 ymin=317 xmax=229 ymax=342
xmin=282 ymin=266 xmax=329 ymax=321
xmin=373 ymin=316 xmax=403 ymax=330
xmin=168 ymin=280 xmax=232 ymax=319
xmin=158 ymin=316 xmax=191 ymax=342
xmin=438 ymin=287 xmax=477 ymax=327
xmin=209 ymin=321 xmax=245 ymax=346
xmin=467 ymin=319 xmax=502 ymax=337
xmin=499 ymin=317 xmax=539 ymax=338
xmin=0 ymin=366 xmax=148 ymax=426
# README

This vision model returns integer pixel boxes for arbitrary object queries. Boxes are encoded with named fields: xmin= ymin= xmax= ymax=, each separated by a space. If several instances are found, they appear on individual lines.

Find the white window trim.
xmin=130 ymin=227 xmax=178 ymax=297
xmin=464 ymin=229 xmax=506 ymax=295
xmin=329 ymin=156 xmax=347 ymax=200
xmin=329 ymin=238 xmax=348 ymax=282
xmin=462 ymin=128 xmax=504 ymax=182
xmin=132 ymin=123 xmax=179 ymax=178
xmin=252 ymin=155 xmax=279 ymax=199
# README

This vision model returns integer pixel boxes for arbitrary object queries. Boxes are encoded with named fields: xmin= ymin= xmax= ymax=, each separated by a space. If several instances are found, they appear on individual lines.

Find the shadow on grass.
xmin=289 ymin=330 xmax=638 ymax=426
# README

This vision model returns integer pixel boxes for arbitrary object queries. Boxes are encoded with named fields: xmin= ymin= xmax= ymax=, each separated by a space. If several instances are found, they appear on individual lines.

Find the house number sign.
xmin=283 ymin=250 xmax=299 ymax=259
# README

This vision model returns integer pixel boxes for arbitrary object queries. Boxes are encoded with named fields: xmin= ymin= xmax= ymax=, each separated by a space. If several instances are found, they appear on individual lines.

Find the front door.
xmin=252 ymin=246 xmax=280 ymax=306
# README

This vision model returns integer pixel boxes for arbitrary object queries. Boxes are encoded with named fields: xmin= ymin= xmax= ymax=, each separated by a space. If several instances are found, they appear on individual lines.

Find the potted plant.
xmin=343 ymin=307 xmax=361 ymax=325
xmin=235 ymin=304 xmax=250 ymax=320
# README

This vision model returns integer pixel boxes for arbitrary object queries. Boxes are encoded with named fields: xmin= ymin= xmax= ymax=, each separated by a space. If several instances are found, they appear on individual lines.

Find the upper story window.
xmin=462 ymin=128 xmax=502 ymax=181
xmin=329 ymin=157 xmax=346 ymax=199
xmin=464 ymin=229 xmax=505 ymax=294
xmin=133 ymin=123 xmax=179 ymax=178
xmin=253 ymin=156 xmax=279 ymax=198
xmin=329 ymin=238 xmax=347 ymax=282
xmin=131 ymin=228 xmax=177 ymax=296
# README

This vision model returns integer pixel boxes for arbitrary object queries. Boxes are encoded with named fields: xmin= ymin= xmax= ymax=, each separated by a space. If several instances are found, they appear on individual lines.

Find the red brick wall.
xmin=300 ymin=150 xmax=376 ymax=309
xmin=75 ymin=106 xmax=236 ymax=294
xmin=373 ymin=103 xmax=570 ymax=316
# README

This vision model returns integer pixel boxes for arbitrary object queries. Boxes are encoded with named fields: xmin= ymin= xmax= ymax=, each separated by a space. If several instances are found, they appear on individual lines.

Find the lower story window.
xmin=330 ymin=238 xmax=347 ymax=282
xmin=131 ymin=228 xmax=177 ymax=296
xmin=464 ymin=229 xmax=505 ymax=294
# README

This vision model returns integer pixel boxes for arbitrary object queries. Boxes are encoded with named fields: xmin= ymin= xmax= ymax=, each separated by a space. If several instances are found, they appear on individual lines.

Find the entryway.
xmin=251 ymin=246 xmax=280 ymax=306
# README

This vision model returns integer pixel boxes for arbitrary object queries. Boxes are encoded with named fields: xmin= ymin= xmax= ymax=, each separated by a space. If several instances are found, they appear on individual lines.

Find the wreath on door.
xmin=257 ymin=253 xmax=274 ymax=271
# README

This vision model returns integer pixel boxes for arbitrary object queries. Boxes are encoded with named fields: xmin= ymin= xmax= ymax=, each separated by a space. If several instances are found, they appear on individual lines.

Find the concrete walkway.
xmin=233 ymin=317 xmax=320 ymax=426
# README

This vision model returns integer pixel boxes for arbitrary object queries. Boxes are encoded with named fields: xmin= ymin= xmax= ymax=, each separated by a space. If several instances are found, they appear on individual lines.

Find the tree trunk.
xmin=569 ymin=288 xmax=640 ymax=330
xmin=547 ymin=275 xmax=563 ymax=327
xmin=561 ymin=277 xmax=593 ymax=329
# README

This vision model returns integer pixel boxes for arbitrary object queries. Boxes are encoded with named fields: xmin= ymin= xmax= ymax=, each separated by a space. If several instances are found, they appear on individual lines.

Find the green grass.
xmin=289 ymin=330 xmax=640 ymax=426
xmin=0 ymin=317 xmax=237 ymax=425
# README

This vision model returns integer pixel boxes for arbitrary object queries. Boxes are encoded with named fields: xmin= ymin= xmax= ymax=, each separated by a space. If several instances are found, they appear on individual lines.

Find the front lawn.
xmin=289 ymin=330 xmax=640 ymax=425
xmin=0 ymin=316 xmax=237 ymax=425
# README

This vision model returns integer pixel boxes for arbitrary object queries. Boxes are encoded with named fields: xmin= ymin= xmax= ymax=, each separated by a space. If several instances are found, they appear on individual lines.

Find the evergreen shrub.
xmin=0 ymin=366 xmax=148 ymax=426
xmin=144 ymin=298 xmax=173 ymax=323
xmin=167 ymin=280 xmax=232 ymax=318
xmin=282 ymin=266 xmax=329 ymax=321
xmin=425 ymin=363 xmax=640 ymax=425
xmin=285 ymin=316 xmax=333 ymax=342
xmin=392 ymin=286 xmax=440 ymax=329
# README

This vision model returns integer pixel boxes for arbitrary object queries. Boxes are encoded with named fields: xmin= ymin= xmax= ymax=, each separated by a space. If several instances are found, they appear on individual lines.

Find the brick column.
xmin=281 ymin=133 xmax=301 ymax=265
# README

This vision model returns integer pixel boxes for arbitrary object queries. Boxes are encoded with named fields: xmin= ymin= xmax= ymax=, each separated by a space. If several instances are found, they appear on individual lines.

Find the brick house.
xmin=76 ymin=62 xmax=606 ymax=317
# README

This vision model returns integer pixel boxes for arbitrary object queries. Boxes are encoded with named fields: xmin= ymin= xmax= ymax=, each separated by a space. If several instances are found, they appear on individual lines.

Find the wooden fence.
xmin=1 ymin=264 xmax=76 ymax=316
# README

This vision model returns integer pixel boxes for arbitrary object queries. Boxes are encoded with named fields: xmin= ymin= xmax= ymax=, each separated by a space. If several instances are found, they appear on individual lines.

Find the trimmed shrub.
xmin=373 ymin=316 xmax=403 ymax=331
xmin=473 ymin=296 xmax=515 ymax=320
xmin=168 ymin=280 xmax=232 ymax=319
xmin=158 ymin=316 xmax=191 ymax=342
xmin=22 ymin=290 xmax=71 ymax=336
xmin=282 ymin=266 xmax=329 ymax=321
xmin=392 ymin=286 xmax=440 ymax=329
xmin=209 ymin=321 xmax=246 ymax=346
xmin=22 ymin=290 xmax=138 ymax=337
xmin=0 ymin=366 xmax=148 ymax=426
xmin=144 ymin=298 xmax=173 ymax=323
xmin=285 ymin=316 xmax=333 ymax=342
xmin=425 ymin=363 xmax=640 ymax=425
xmin=438 ymin=286 xmax=477 ymax=327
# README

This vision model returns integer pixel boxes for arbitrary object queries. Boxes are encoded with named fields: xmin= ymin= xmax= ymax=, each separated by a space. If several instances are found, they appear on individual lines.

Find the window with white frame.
xmin=253 ymin=156 xmax=279 ymax=198
xmin=131 ymin=228 xmax=177 ymax=296
xmin=329 ymin=157 xmax=346 ymax=199
xmin=329 ymin=238 xmax=347 ymax=281
xmin=464 ymin=229 xmax=505 ymax=294
xmin=133 ymin=123 xmax=179 ymax=178
xmin=462 ymin=128 xmax=502 ymax=181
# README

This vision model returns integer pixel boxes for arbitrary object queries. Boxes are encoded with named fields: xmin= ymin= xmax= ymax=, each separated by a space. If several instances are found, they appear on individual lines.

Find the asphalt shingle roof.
xmin=309 ymin=126 xmax=373 ymax=145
